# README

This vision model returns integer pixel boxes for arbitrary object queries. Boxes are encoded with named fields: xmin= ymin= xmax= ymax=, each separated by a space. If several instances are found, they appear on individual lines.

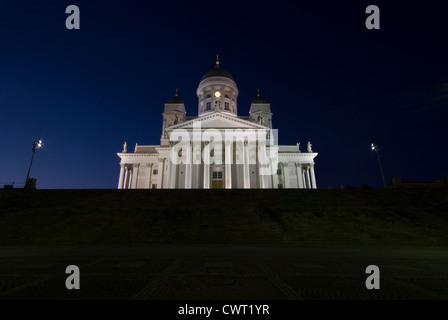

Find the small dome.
xmin=167 ymin=96 xmax=183 ymax=104
xmin=252 ymin=89 xmax=268 ymax=103
xmin=252 ymin=96 xmax=268 ymax=104
xmin=167 ymin=89 xmax=183 ymax=104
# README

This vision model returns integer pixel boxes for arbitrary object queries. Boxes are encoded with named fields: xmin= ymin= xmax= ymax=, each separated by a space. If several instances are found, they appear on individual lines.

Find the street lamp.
xmin=25 ymin=140 xmax=42 ymax=187
xmin=371 ymin=143 xmax=386 ymax=188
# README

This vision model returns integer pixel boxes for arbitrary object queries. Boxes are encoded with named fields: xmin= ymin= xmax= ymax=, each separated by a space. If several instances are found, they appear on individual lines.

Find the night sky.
xmin=1 ymin=1 xmax=447 ymax=189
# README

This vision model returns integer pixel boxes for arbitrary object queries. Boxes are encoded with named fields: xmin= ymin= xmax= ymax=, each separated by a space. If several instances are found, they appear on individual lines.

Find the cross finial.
xmin=216 ymin=54 xmax=220 ymax=66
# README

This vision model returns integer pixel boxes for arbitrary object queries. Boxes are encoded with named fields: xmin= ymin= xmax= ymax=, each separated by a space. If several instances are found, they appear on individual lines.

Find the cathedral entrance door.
xmin=211 ymin=180 xmax=223 ymax=189
xmin=211 ymin=171 xmax=224 ymax=189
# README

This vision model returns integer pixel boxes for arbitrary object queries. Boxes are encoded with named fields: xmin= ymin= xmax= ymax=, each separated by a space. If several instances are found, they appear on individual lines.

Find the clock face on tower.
xmin=214 ymin=91 xmax=221 ymax=98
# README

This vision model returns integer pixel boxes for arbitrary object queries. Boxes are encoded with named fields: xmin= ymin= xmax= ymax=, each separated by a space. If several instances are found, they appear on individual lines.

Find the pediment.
xmin=166 ymin=113 xmax=267 ymax=131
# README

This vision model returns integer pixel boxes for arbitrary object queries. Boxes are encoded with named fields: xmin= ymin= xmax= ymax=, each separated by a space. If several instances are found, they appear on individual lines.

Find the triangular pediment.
xmin=166 ymin=113 xmax=267 ymax=130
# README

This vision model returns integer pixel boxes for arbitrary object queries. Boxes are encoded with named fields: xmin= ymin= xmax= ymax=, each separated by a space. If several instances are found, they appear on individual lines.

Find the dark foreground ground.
xmin=1 ymin=188 xmax=448 ymax=246
xmin=1 ymin=246 xmax=447 ymax=300
xmin=0 ymin=188 xmax=447 ymax=299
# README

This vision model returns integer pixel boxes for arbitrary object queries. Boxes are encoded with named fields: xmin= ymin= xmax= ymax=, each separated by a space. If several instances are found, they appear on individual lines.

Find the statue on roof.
xmin=123 ymin=141 xmax=127 ymax=153
xmin=307 ymin=141 xmax=313 ymax=153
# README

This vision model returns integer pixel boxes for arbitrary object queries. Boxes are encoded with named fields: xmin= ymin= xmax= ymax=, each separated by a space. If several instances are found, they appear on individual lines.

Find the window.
xmin=153 ymin=169 xmax=158 ymax=175
xmin=224 ymin=102 xmax=229 ymax=110
xmin=212 ymin=172 xmax=223 ymax=179
xmin=277 ymin=169 xmax=282 ymax=175
xmin=206 ymin=102 xmax=211 ymax=110
xmin=152 ymin=184 xmax=157 ymax=189
xmin=225 ymin=94 xmax=229 ymax=98
xmin=206 ymin=94 xmax=211 ymax=98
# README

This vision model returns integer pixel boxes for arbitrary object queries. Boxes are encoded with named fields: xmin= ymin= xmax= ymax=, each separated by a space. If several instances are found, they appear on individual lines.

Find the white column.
xmin=162 ymin=159 xmax=168 ymax=189
xmin=203 ymin=142 xmax=210 ymax=189
xmin=272 ymin=161 xmax=279 ymax=189
xmin=118 ymin=164 xmax=125 ymax=189
xmin=310 ymin=163 xmax=317 ymax=189
xmin=283 ymin=163 xmax=287 ymax=188
xmin=296 ymin=163 xmax=304 ymax=189
xmin=133 ymin=164 xmax=140 ymax=189
xmin=193 ymin=161 xmax=200 ymax=189
xmin=167 ymin=143 xmax=174 ymax=189
xmin=127 ymin=166 xmax=133 ymax=189
xmin=124 ymin=166 xmax=129 ymax=189
xmin=243 ymin=140 xmax=250 ymax=189
xmin=148 ymin=163 xmax=153 ymax=189
xmin=258 ymin=141 xmax=268 ymax=189
xmin=170 ymin=160 xmax=177 ymax=189
xmin=286 ymin=162 xmax=293 ymax=188
xmin=225 ymin=140 xmax=232 ymax=189
xmin=277 ymin=162 xmax=282 ymax=188
xmin=278 ymin=162 xmax=285 ymax=188
xmin=302 ymin=169 xmax=307 ymax=189
xmin=185 ymin=142 xmax=192 ymax=189
xmin=306 ymin=166 xmax=311 ymax=190
xmin=157 ymin=158 xmax=164 ymax=189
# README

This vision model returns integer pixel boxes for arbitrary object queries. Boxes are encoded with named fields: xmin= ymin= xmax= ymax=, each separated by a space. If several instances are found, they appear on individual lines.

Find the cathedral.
xmin=117 ymin=58 xmax=318 ymax=189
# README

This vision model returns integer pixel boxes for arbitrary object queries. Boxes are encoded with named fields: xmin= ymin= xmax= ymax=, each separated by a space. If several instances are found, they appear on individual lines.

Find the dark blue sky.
xmin=1 ymin=1 xmax=447 ymax=189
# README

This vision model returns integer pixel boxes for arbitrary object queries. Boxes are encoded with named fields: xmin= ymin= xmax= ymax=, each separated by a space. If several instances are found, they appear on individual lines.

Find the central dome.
xmin=201 ymin=57 xmax=234 ymax=81
xmin=201 ymin=66 xmax=234 ymax=81
xmin=197 ymin=56 xmax=239 ymax=117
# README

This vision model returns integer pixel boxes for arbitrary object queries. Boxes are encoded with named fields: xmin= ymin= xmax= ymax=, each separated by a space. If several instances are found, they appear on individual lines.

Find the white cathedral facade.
xmin=117 ymin=58 xmax=318 ymax=189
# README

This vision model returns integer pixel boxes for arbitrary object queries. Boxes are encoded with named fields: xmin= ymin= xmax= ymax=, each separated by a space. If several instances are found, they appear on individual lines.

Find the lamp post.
xmin=371 ymin=143 xmax=386 ymax=188
xmin=25 ymin=140 xmax=42 ymax=187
